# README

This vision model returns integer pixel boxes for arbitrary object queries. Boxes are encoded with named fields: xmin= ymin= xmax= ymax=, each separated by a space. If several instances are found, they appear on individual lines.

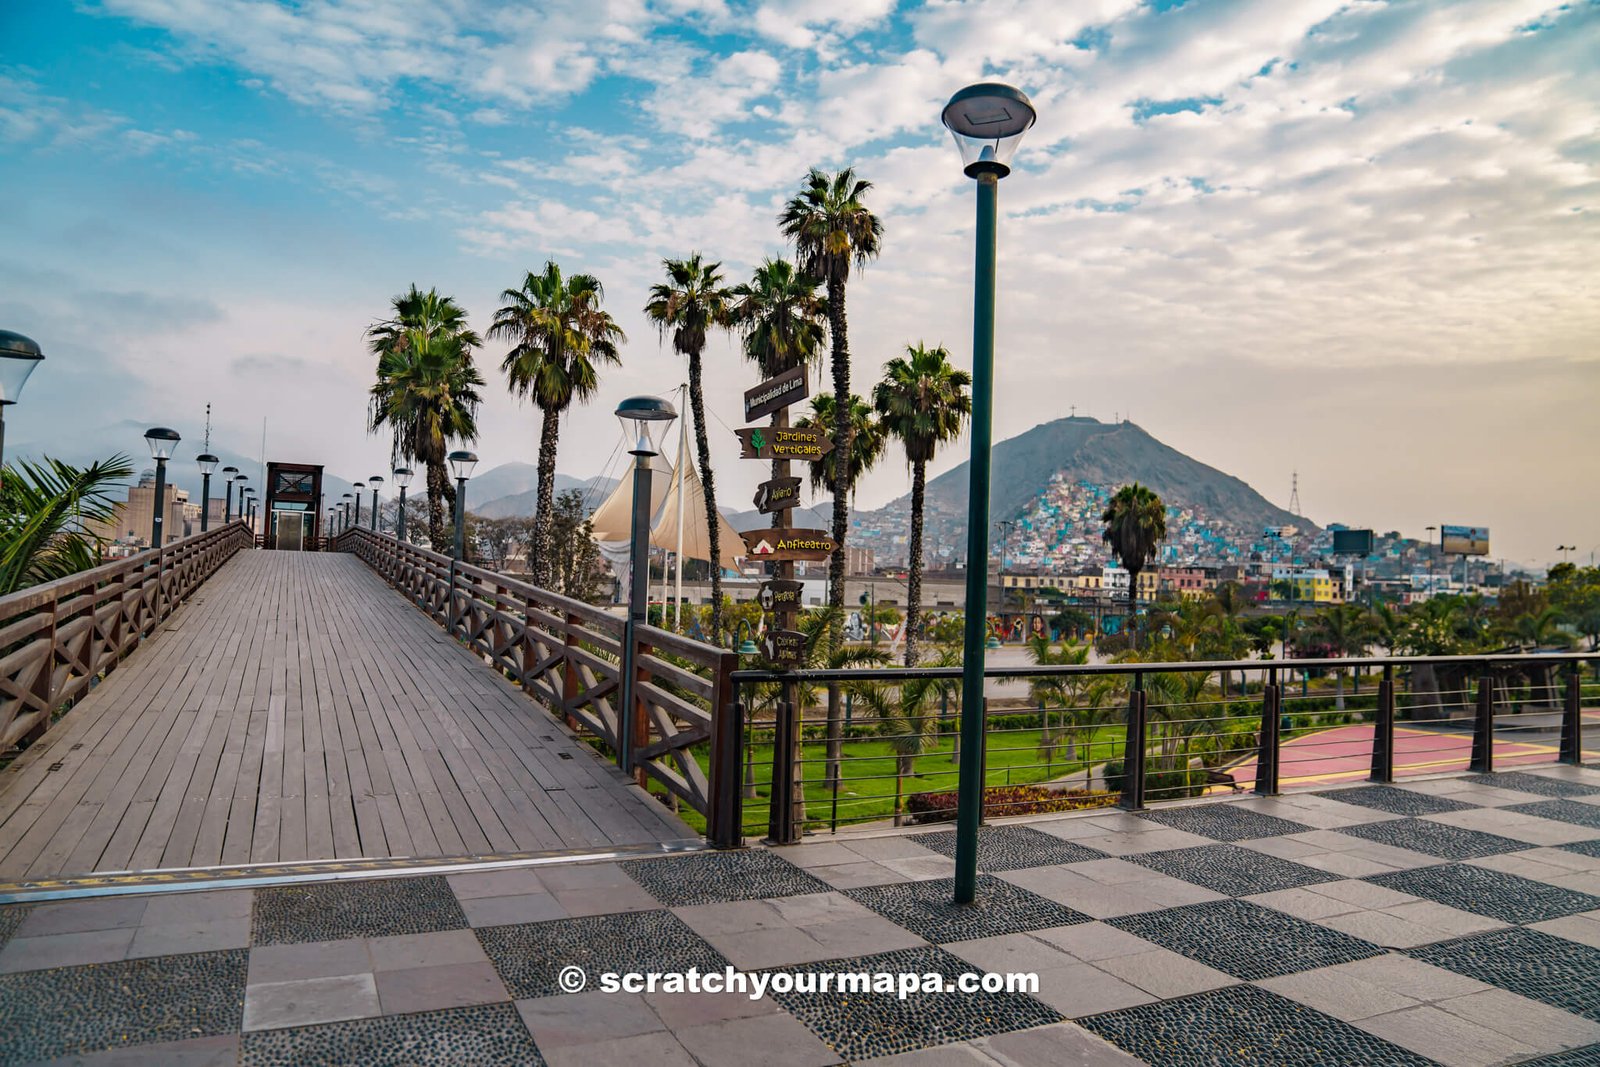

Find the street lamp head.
xmin=614 ymin=395 xmax=677 ymax=457
xmin=144 ymin=426 xmax=181 ymax=460
xmin=221 ymin=465 xmax=238 ymax=480
xmin=351 ymin=478 xmax=365 ymax=490
xmin=342 ymin=492 xmax=353 ymax=500
xmin=942 ymin=82 xmax=1036 ymax=179
xmin=368 ymin=475 xmax=385 ymax=488
xmin=0 ymin=330 xmax=44 ymax=405
xmin=393 ymin=467 xmax=413 ymax=489
xmin=196 ymin=453 xmax=219 ymax=476
xmin=448 ymin=450 xmax=478 ymax=481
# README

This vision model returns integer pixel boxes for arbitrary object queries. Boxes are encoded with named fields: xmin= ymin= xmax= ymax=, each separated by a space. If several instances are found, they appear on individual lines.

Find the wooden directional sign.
xmin=740 ymin=529 xmax=838 ymax=563
xmin=758 ymin=579 xmax=804 ymax=613
xmin=736 ymin=426 xmax=834 ymax=462
xmin=753 ymin=477 xmax=803 ymax=515
xmin=763 ymin=629 xmax=806 ymax=668
xmin=744 ymin=366 xmax=809 ymax=422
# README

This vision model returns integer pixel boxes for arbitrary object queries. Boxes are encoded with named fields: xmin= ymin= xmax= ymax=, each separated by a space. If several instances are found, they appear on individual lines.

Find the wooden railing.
xmin=0 ymin=520 xmax=254 ymax=753
xmin=332 ymin=527 xmax=742 ymax=847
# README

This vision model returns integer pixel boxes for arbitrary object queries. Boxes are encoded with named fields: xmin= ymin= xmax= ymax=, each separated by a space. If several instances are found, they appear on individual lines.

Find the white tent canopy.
xmin=588 ymin=451 xmax=743 ymax=572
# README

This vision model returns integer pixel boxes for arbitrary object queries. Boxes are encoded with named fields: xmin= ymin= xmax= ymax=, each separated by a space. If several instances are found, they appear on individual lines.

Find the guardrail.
xmin=0 ymin=520 xmax=255 ymax=753
xmin=331 ymin=527 xmax=742 ymax=848
xmin=734 ymin=652 xmax=1597 ymax=842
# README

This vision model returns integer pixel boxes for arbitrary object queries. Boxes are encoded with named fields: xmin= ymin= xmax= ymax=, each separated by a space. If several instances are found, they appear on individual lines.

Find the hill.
xmin=476 ymin=475 xmax=619 ymax=519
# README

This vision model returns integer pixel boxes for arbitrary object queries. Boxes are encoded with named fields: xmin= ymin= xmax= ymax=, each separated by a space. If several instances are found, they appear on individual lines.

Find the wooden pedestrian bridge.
xmin=0 ymin=522 xmax=741 ymax=892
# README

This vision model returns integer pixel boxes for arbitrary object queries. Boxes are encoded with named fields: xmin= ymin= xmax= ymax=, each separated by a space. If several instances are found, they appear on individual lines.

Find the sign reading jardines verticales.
xmin=736 ymin=426 xmax=834 ymax=461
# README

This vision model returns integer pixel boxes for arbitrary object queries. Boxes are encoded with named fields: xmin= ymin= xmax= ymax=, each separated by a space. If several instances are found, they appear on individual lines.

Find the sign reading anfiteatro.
xmin=739 ymin=529 xmax=838 ymax=562
xmin=736 ymin=426 xmax=834 ymax=461
xmin=753 ymin=477 xmax=803 ymax=515
xmin=763 ymin=629 xmax=806 ymax=668
xmin=743 ymin=367 xmax=809 ymax=422
xmin=758 ymin=579 xmax=804 ymax=612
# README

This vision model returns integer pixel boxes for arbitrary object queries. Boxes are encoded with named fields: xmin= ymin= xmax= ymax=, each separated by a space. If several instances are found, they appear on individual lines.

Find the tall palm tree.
xmin=0 ymin=454 xmax=136 ymax=594
xmin=730 ymin=258 xmax=827 ymax=380
xmin=1313 ymin=602 xmax=1368 ymax=709
xmin=644 ymin=253 xmax=733 ymax=640
xmin=1101 ymin=484 xmax=1167 ymax=649
xmin=779 ymin=167 xmax=883 ymax=613
xmin=873 ymin=343 xmax=972 ymax=666
xmin=367 ymin=286 xmax=484 ymax=550
xmin=490 ymin=262 xmax=624 ymax=586
xmin=795 ymin=393 xmax=885 ymax=506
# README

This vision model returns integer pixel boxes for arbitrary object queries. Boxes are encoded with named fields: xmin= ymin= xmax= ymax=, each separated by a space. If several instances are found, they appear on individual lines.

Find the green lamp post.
xmin=944 ymin=81 xmax=1036 ymax=905
xmin=448 ymin=451 xmax=477 ymax=561
xmin=733 ymin=619 xmax=760 ymax=656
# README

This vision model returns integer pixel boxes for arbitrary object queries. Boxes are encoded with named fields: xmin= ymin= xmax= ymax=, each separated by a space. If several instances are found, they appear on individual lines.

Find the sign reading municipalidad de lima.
xmin=743 ymin=366 xmax=809 ymax=422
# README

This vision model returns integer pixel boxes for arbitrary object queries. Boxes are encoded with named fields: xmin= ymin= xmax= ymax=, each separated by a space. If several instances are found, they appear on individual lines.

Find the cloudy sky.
xmin=1 ymin=0 xmax=1595 ymax=565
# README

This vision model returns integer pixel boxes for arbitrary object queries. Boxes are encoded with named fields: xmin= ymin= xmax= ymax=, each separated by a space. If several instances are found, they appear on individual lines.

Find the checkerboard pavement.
xmin=3 ymin=766 xmax=1600 ymax=1065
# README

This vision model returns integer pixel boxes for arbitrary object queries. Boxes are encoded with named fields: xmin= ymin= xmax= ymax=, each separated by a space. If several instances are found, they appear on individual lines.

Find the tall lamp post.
xmin=393 ymin=467 xmax=413 ymax=542
xmin=943 ymin=82 xmax=1035 ymax=906
xmin=448 ymin=451 xmax=477 ymax=561
xmin=197 ymin=452 xmax=218 ymax=532
xmin=368 ymin=475 xmax=384 ymax=531
xmin=235 ymin=475 xmax=250 ymax=531
xmin=0 ymin=330 xmax=44 ymax=479
xmin=244 ymin=489 xmax=256 ymax=535
xmin=351 ymin=479 xmax=365 ymax=528
xmin=614 ymin=397 xmax=676 ymax=775
xmin=341 ymin=493 xmax=353 ymax=533
xmin=222 ymin=466 xmax=238 ymax=522
xmin=1425 ymin=525 xmax=1437 ymax=595
xmin=144 ymin=427 xmax=181 ymax=547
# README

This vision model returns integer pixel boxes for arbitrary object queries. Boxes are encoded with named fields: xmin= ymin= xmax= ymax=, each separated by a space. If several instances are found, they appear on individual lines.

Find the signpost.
xmin=758 ymin=579 xmax=803 ymax=613
xmin=740 ymin=528 xmax=838 ymax=563
xmin=744 ymin=367 xmax=809 ymax=422
xmin=763 ymin=629 xmax=806 ymax=668
xmin=736 ymin=426 xmax=834 ymax=461
xmin=753 ymin=476 xmax=802 ymax=515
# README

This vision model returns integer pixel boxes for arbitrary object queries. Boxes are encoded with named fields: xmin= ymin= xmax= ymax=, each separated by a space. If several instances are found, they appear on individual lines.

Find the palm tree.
xmin=873 ymin=343 xmax=972 ymax=666
xmin=795 ymin=393 xmax=884 ymax=506
xmin=779 ymin=167 xmax=883 ymax=612
xmin=1027 ymin=637 xmax=1115 ymax=787
xmin=1313 ymin=603 xmax=1368 ymax=709
xmin=490 ymin=262 xmax=623 ymax=586
xmin=0 ymin=455 xmax=136 ymax=594
xmin=730 ymin=258 xmax=827 ymax=380
xmin=367 ymin=286 xmax=484 ymax=549
xmin=1101 ymin=484 xmax=1167 ymax=649
xmin=644 ymin=253 xmax=733 ymax=640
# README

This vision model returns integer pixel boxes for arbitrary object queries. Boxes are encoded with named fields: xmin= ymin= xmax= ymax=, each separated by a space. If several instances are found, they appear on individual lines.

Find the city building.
xmin=83 ymin=470 xmax=193 ymax=548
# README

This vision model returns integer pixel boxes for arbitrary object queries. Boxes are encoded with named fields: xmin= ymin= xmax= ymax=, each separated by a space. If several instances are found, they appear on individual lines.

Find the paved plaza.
xmin=1 ymin=766 xmax=1599 ymax=1065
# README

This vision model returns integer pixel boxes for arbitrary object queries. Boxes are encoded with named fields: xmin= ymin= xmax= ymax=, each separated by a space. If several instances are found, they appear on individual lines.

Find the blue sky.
xmin=1 ymin=0 xmax=1596 ymax=564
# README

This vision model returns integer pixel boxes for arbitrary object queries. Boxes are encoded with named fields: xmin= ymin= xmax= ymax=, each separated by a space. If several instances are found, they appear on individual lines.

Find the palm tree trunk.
xmin=904 ymin=459 xmax=926 ymax=667
xmin=687 ymin=350 xmax=722 ymax=642
xmin=824 ymin=275 xmax=850 ymax=802
xmin=1128 ymin=574 xmax=1138 ymax=651
xmin=532 ymin=402 xmax=562 ymax=588
xmin=426 ymin=459 xmax=451 ymax=552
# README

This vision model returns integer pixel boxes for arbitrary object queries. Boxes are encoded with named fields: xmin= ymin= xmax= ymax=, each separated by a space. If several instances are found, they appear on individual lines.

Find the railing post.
xmin=1370 ymin=665 xmax=1395 ymax=782
xmin=1254 ymin=668 xmax=1280 ymax=797
xmin=1469 ymin=670 xmax=1495 ymax=773
xmin=707 ymin=652 xmax=742 ymax=849
xmin=631 ymin=639 xmax=651 ymax=789
xmin=557 ymin=608 xmax=580 ymax=731
xmin=23 ymin=593 xmax=60 ymax=745
xmin=1560 ymin=664 xmax=1584 ymax=767
xmin=767 ymin=699 xmax=799 ymax=844
xmin=1119 ymin=672 xmax=1147 ymax=811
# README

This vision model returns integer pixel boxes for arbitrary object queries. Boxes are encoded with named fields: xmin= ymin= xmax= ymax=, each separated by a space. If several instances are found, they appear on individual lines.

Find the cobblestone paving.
xmin=1336 ymin=817 xmax=1532 ymax=860
xmin=1409 ymin=927 xmax=1600 ymax=1021
xmin=240 ymin=1002 xmax=543 ymax=1066
xmin=1463 ymin=772 xmax=1600 ymax=798
xmin=1110 ymin=899 xmax=1385 ymax=980
xmin=1506 ymin=799 xmax=1600 ymax=830
xmin=0 ymin=903 xmax=30 ymax=947
xmin=1510 ymin=1043 xmax=1600 ymax=1066
xmin=476 ymin=908 xmax=728 ymax=999
xmin=251 ymin=875 xmax=468 ymax=945
xmin=621 ymin=848 xmax=830 ymax=905
xmin=1136 ymin=805 xmax=1313 ymax=841
xmin=909 ymin=824 xmax=1106 ymax=871
xmin=1130 ymin=844 xmax=1342 ymax=896
xmin=1080 ymin=983 xmax=1434 ymax=1067
xmin=1368 ymin=863 xmax=1600 ymax=924
xmin=847 ymin=875 xmax=1092 ymax=943
xmin=1316 ymin=785 xmax=1476 ymax=816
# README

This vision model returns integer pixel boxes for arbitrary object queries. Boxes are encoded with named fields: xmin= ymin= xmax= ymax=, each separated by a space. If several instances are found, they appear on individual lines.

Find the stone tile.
xmin=785 ymin=840 xmax=871 ymax=867
xmin=1328 ymin=954 xmax=1491 ymax=1001
xmin=1462 ymin=772 xmax=1600 ymax=799
xmin=14 ymin=897 xmax=147 ymax=937
xmin=1379 ymin=900 xmax=1506 ymax=939
xmin=908 ymin=825 xmax=1105 ymax=872
xmin=1247 ymin=886 xmax=1364 ymax=920
xmin=374 ymin=960 xmax=508 ymax=1014
xmin=447 ymin=867 xmax=550 ymax=900
xmin=534 ymin=862 xmax=642 ymax=892
xmin=1548 ymin=871 xmax=1600 ymax=895
xmin=982 ymin=1021 xmax=1147 ymax=1066
xmin=27 ymin=1033 xmax=241 ymax=1066
xmin=1409 ymin=927 xmax=1600 ymax=1021
xmin=1434 ymin=988 xmax=1600 ymax=1054
xmin=1247 ymin=794 xmax=1404 ymax=829
xmin=367 ymin=928 xmax=489 ymax=971
xmin=242 ymin=972 xmax=380 ymax=1031
xmin=555 ymin=885 xmax=663 ymax=918
xmin=1029 ymin=922 xmax=1158 ymax=963
xmin=251 ymin=876 xmax=467 ymax=946
xmin=0 ymin=927 xmax=135 ymax=973
xmin=248 ymin=937 xmax=370 ymax=984
xmin=1426 ymin=807 xmax=1600 ymax=846
xmin=675 ymin=892 xmax=923 ymax=969
xmin=847 ymin=876 xmax=1091 ymax=944
xmin=1465 ymin=850 xmax=1588 ymax=882
xmin=622 ymin=850 xmax=829 ymax=906
xmin=127 ymin=913 xmax=251 ymax=958
xmin=835 ymin=835 xmax=945 ymax=861
xmin=1134 ymin=804 xmax=1312 ymax=841
xmin=1080 ymin=983 xmax=1433 ymax=1067
xmin=139 ymin=889 xmax=254 ymax=926
xmin=998 ymin=865 xmax=1222 ymax=919
xmin=1398 ymin=778 xmax=1539 ymax=806
xmin=459 ymin=891 xmax=570 ymax=928
xmin=804 ymin=860 xmax=909 ymax=889
xmin=1058 ymin=857 xmax=1167 ymax=886
xmin=1356 ymin=1003 xmax=1535 ymax=1067
xmin=239 ymin=1001 xmax=544 ymax=1066
xmin=1233 ymin=834 xmax=1330 ymax=860
xmin=1369 ymin=863 xmax=1600 ymax=924
xmin=1027 ymin=962 xmax=1156 ymax=1018
xmin=1109 ymin=899 xmax=1385 ymax=980
xmin=1530 ymin=914 xmax=1600 ymax=949
xmin=1316 ymin=784 xmax=1477 ymax=816
xmin=943 ymin=932 xmax=1080 ymax=975
xmin=643 ymin=987 xmax=779 ymax=1028
xmin=1094 ymin=947 xmax=1237 ymax=999
xmin=1335 ymin=818 xmax=1532 ymax=860
xmin=477 ymin=909 xmax=726 ymax=1000
xmin=855 ymin=1041 xmax=1000 ymax=1066
xmin=0 ymin=948 xmax=247 ymax=1063
xmin=1128 ymin=844 xmax=1339 ymax=896
xmin=541 ymin=1030 xmax=694 ymax=1067
xmin=1075 ymin=827 xmax=1214 ymax=855
xmin=1507 ymin=800 xmax=1600 ymax=831
xmin=1314 ymin=908 xmax=1484 ymax=950
xmin=879 ymin=856 xmax=961 ymax=881
xmin=516 ymin=990 xmax=664 ymax=1048
xmin=1308 ymin=878 xmax=1421 ymax=909
xmin=671 ymin=1010 xmax=841 ymax=1067
xmin=1258 ymin=964 xmax=1424 ymax=1021
xmin=1332 ymin=840 xmax=1449 ymax=871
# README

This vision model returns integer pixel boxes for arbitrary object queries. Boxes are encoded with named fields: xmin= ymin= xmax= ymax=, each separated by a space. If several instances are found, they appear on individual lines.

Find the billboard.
xmin=1332 ymin=529 xmax=1375 ymax=556
xmin=1440 ymin=525 xmax=1490 ymax=556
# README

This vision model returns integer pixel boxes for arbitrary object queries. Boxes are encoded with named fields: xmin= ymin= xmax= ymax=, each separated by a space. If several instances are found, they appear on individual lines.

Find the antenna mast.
xmin=1289 ymin=470 xmax=1301 ymax=517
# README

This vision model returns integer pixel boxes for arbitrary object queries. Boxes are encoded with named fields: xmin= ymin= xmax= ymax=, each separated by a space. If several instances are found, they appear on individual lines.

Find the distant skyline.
xmin=1 ymin=1 xmax=1594 ymax=567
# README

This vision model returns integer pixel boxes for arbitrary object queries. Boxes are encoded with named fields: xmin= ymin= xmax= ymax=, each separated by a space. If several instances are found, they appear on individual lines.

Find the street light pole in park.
xmin=144 ymin=427 xmax=181 ymax=548
xmin=393 ymin=467 xmax=413 ymax=542
xmin=0 ymin=330 xmax=44 ymax=482
xmin=448 ymin=451 xmax=477 ymax=561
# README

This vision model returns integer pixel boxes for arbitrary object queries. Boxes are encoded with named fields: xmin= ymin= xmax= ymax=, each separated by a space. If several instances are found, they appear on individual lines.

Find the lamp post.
xmin=0 ymin=330 xmax=44 ymax=480
xmin=448 ymin=451 xmax=477 ymax=561
xmin=197 ymin=453 xmax=218 ymax=532
xmin=222 ymin=466 xmax=238 ymax=522
xmin=368 ymin=475 xmax=384 ymax=531
xmin=1425 ymin=525 xmax=1436 ymax=594
xmin=351 ymin=479 xmax=365 ymax=529
xmin=393 ymin=467 xmax=413 ymax=542
xmin=614 ymin=397 xmax=677 ymax=776
xmin=943 ymin=81 xmax=1035 ymax=905
xmin=341 ymin=493 xmax=353 ymax=533
xmin=733 ymin=619 xmax=760 ymax=655
xmin=144 ymin=427 xmax=181 ymax=547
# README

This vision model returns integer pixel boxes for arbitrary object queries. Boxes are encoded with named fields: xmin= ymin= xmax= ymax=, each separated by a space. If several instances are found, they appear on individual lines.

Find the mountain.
xmin=464 ymin=462 xmax=539 ymax=509
xmin=723 ymin=503 xmax=832 ymax=533
xmin=476 ymin=475 xmax=620 ymax=519
xmin=855 ymin=416 xmax=1308 ymax=550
